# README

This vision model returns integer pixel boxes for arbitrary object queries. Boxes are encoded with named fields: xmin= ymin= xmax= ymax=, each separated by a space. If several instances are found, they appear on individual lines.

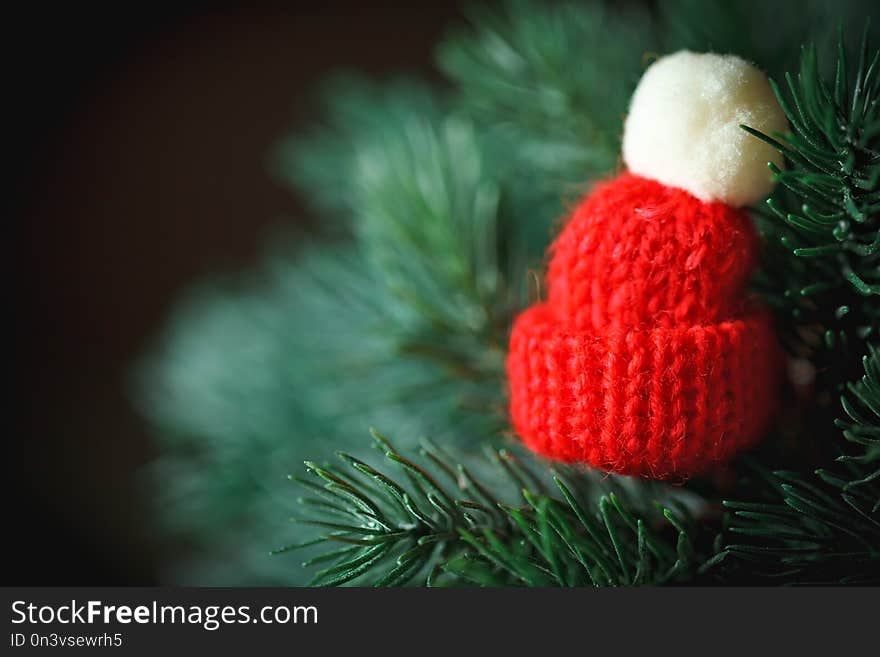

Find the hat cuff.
xmin=506 ymin=303 xmax=781 ymax=478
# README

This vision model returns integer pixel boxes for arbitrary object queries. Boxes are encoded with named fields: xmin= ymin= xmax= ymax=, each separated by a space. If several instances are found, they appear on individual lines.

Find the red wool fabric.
xmin=507 ymin=173 xmax=782 ymax=478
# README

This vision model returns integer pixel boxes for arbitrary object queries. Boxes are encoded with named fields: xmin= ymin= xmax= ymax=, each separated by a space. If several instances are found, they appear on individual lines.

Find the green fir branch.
xmin=720 ymin=30 xmax=880 ymax=585
xmin=274 ymin=80 xmax=532 ymax=424
xmin=836 ymin=343 xmax=880 ymax=489
xmin=723 ymin=345 xmax=880 ymax=583
xmin=748 ymin=32 xmax=879 ymax=375
xmin=437 ymin=0 xmax=653 ymax=199
xmin=271 ymin=77 xmax=447 ymax=225
xmin=282 ymin=430 xmax=717 ymax=587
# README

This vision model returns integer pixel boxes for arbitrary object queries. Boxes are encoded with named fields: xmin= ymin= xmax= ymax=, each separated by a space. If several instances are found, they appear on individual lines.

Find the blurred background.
xmin=14 ymin=2 xmax=464 ymax=584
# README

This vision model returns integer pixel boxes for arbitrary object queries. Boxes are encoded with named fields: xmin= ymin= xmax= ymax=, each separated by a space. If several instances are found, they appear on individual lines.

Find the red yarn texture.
xmin=507 ymin=173 xmax=781 ymax=478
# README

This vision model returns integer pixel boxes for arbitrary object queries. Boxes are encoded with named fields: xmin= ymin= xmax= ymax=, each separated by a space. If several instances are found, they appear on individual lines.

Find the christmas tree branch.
xmin=721 ymin=36 xmax=880 ymax=583
xmin=748 ymin=32 xmax=878 ymax=369
xmin=723 ymin=345 xmax=880 ymax=583
xmin=281 ymin=430 xmax=716 ymax=586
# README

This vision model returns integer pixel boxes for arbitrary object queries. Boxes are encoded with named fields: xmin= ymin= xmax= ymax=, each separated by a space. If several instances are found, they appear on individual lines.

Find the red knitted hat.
xmin=507 ymin=173 xmax=782 ymax=477
xmin=506 ymin=52 xmax=787 ymax=478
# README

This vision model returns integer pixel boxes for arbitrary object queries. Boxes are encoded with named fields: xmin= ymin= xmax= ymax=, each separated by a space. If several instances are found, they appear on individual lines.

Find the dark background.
xmin=14 ymin=2 xmax=464 ymax=584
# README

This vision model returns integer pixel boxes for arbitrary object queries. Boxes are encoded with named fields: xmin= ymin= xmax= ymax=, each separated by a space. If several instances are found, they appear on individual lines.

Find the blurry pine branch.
xmin=135 ymin=0 xmax=880 ymax=584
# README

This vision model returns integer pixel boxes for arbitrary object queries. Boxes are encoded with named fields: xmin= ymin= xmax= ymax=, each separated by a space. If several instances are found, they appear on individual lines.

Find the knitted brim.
xmin=507 ymin=302 xmax=781 ymax=478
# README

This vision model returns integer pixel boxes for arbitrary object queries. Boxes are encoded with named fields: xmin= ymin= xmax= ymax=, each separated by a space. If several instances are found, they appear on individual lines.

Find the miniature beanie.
xmin=506 ymin=52 xmax=787 ymax=478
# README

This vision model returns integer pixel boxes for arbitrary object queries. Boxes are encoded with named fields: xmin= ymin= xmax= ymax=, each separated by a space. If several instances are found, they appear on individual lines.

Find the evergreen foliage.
xmin=284 ymin=430 xmax=715 ymax=586
xmin=723 ymin=346 xmax=880 ymax=583
xmin=136 ymin=0 xmax=880 ymax=585
xmin=747 ymin=30 xmax=878 ymax=378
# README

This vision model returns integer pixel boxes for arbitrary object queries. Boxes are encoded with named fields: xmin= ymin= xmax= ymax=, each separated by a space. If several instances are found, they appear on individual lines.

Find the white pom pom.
xmin=622 ymin=51 xmax=788 ymax=207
